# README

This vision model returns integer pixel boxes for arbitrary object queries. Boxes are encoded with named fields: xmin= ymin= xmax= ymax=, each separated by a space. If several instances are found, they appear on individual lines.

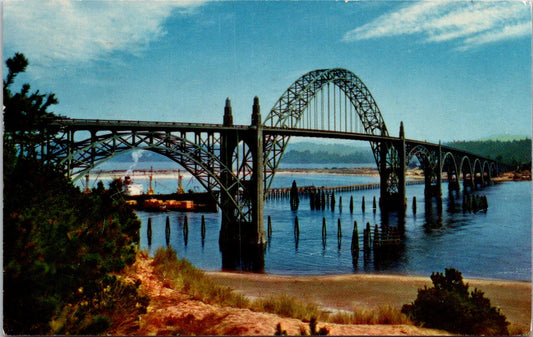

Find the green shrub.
xmin=401 ymin=268 xmax=510 ymax=335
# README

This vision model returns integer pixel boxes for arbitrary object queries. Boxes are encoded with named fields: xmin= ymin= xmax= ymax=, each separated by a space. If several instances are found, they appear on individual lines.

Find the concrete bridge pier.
xmin=249 ymin=96 xmax=267 ymax=247
xmin=422 ymin=142 xmax=443 ymax=205
xmin=218 ymin=97 xmax=265 ymax=272
xmin=378 ymin=122 xmax=407 ymax=212
xmin=423 ymin=169 xmax=441 ymax=199
xmin=463 ymin=173 xmax=474 ymax=191
xmin=447 ymin=170 xmax=461 ymax=194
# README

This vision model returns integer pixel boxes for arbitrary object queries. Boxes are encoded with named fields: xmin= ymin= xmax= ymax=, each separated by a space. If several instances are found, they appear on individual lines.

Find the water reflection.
xmin=220 ymin=237 xmax=265 ymax=273
xmin=424 ymin=197 xmax=443 ymax=232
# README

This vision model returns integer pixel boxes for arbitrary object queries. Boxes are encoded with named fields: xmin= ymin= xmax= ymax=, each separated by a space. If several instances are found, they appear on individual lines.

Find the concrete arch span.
xmin=442 ymin=152 xmax=460 ymax=192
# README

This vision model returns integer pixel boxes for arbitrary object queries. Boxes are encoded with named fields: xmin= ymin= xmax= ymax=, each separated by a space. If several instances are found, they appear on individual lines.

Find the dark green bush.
xmin=401 ymin=268 xmax=510 ymax=335
xmin=3 ymin=52 xmax=147 ymax=334
xmin=3 ymin=155 xmax=145 ymax=334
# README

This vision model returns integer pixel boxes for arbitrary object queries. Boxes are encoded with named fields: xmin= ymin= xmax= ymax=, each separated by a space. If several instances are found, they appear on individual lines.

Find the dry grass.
xmin=251 ymin=294 xmax=327 ymax=322
xmin=152 ymin=247 xmax=250 ymax=308
xmin=329 ymin=305 xmax=411 ymax=325
xmin=153 ymin=247 xmax=327 ymax=321
xmin=151 ymin=247 xmax=414 ymax=328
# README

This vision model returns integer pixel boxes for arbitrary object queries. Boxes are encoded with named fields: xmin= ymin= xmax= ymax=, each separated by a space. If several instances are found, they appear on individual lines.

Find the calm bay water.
xmin=83 ymin=160 xmax=531 ymax=281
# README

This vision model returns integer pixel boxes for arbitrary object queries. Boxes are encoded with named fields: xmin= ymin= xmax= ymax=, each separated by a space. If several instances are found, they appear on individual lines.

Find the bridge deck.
xmin=52 ymin=118 xmax=495 ymax=162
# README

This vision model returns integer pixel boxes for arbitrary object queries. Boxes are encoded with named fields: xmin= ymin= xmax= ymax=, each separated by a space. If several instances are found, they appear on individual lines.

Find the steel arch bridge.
xmin=25 ymin=68 xmax=505 ymax=249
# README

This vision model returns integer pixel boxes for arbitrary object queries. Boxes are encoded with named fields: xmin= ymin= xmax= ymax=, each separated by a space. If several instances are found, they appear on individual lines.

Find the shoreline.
xmin=82 ymin=167 xmax=531 ymax=183
xmin=205 ymin=270 xmax=532 ymax=333
xmin=84 ymin=166 xmax=426 ymax=181
xmin=208 ymin=269 xmax=532 ymax=284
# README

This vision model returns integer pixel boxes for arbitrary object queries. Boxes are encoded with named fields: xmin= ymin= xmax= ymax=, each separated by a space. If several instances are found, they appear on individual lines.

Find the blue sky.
xmin=4 ymin=0 xmax=532 ymax=142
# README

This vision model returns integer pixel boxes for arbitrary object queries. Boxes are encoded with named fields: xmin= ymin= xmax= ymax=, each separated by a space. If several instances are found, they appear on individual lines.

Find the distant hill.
xmin=283 ymin=141 xmax=374 ymax=164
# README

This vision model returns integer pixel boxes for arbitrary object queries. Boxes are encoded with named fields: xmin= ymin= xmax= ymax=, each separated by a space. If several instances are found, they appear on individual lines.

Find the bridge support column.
xmin=436 ymin=141 xmax=442 ymax=198
xmin=250 ymin=96 xmax=266 ymax=246
xmin=379 ymin=138 xmax=389 ymax=210
xmin=397 ymin=122 xmax=407 ymax=210
xmin=218 ymin=97 xmax=265 ymax=272
xmin=219 ymin=98 xmax=239 ymax=246
xmin=447 ymin=171 xmax=460 ymax=194
xmin=378 ymin=123 xmax=407 ymax=212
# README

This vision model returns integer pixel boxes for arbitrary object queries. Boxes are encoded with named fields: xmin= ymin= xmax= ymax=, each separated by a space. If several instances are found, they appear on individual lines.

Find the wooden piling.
xmin=331 ymin=192 xmax=336 ymax=211
xmin=322 ymin=217 xmax=327 ymax=239
xmin=294 ymin=216 xmax=300 ymax=238
xmin=362 ymin=196 xmax=366 ymax=212
xmin=183 ymin=215 xmax=189 ymax=245
xmin=337 ymin=218 xmax=342 ymax=238
xmin=363 ymin=222 xmax=371 ymax=250
xmin=147 ymin=217 xmax=152 ymax=246
xmin=165 ymin=216 xmax=171 ymax=246
xmin=373 ymin=196 xmax=377 ymax=212
xmin=412 ymin=196 xmax=417 ymax=214
xmin=267 ymin=215 xmax=272 ymax=237
xmin=351 ymin=220 xmax=359 ymax=253
xmin=201 ymin=215 xmax=206 ymax=240
xmin=373 ymin=224 xmax=379 ymax=248
xmin=349 ymin=195 xmax=354 ymax=213
xmin=290 ymin=180 xmax=300 ymax=211
xmin=339 ymin=196 xmax=342 ymax=212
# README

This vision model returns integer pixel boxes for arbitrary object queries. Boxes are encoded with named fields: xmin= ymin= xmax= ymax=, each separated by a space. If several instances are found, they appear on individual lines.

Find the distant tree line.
xmin=281 ymin=139 xmax=531 ymax=168
xmin=446 ymin=139 xmax=531 ymax=168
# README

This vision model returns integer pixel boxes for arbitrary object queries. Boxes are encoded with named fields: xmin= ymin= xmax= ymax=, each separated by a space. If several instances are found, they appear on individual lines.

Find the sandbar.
xmin=206 ymin=271 xmax=532 ymax=333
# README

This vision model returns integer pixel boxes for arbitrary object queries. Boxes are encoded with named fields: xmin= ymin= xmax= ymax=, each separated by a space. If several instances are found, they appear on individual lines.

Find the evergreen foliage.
xmin=3 ymin=144 xmax=147 ymax=334
xmin=446 ymin=139 xmax=531 ymax=167
xmin=3 ymin=52 xmax=61 ymax=156
xmin=401 ymin=268 xmax=510 ymax=335
xmin=3 ymin=53 xmax=147 ymax=334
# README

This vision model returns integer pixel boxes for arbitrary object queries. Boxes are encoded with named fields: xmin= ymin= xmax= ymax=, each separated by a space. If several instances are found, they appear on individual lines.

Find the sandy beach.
xmin=127 ymin=253 xmax=455 ymax=335
xmin=206 ymin=271 xmax=532 ymax=333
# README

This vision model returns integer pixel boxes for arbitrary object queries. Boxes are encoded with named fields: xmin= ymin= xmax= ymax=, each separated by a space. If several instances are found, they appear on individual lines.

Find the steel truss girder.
xmin=43 ymin=129 xmax=250 ymax=222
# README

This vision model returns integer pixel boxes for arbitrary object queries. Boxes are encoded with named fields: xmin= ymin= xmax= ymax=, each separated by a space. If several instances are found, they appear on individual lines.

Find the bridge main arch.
xmin=263 ymin=68 xmax=405 ymax=209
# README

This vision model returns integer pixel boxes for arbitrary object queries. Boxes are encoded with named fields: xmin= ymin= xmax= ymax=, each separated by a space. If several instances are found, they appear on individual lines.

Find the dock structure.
xmin=266 ymin=180 xmax=424 ymax=200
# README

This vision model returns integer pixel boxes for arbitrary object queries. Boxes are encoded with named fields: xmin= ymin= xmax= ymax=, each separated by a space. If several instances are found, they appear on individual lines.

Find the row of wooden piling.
xmin=267 ymin=180 xmax=424 ymax=200
xmin=146 ymin=214 xmax=207 ymax=247
xmin=309 ymin=192 xmax=379 ymax=213
xmin=266 ymin=216 xmax=401 ymax=251
xmin=461 ymin=194 xmax=488 ymax=213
